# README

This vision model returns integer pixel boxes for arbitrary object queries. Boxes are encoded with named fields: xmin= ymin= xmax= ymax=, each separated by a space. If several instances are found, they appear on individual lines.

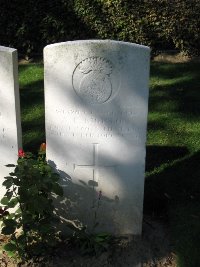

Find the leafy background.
xmin=0 ymin=0 xmax=199 ymax=57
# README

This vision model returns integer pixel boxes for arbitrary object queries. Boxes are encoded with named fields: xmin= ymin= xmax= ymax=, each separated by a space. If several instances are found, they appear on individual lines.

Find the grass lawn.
xmin=18 ymin=61 xmax=200 ymax=267
xmin=19 ymin=63 xmax=45 ymax=151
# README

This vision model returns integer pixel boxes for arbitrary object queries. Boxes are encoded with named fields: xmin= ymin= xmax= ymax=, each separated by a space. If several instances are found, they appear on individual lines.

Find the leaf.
xmin=15 ymin=208 xmax=21 ymax=214
xmin=9 ymin=172 xmax=15 ymax=176
xmin=7 ymin=250 xmax=16 ymax=257
xmin=2 ymin=179 xmax=13 ymax=189
xmin=3 ymin=242 xmax=17 ymax=252
xmin=7 ymin=213 xmax=16 ymax=219
xmin=45 ymin=165 xmax=52 ymax=173
xmin=12 ymin=179 xmax=20 ymax=186
xmin=1 ymin=226 xmax=16 ymax=235
xmin=1 ymin=197 xmax=9 ymax=205
xmin=4 ymin=219 xmax=17 ymax=228
xmin=5 ymin=164 xmax=16 ymax=167
xmin=8 ymin=198 xmax=18 ymax=208
xmin=5 ymin=191 xmax=13 ymax=200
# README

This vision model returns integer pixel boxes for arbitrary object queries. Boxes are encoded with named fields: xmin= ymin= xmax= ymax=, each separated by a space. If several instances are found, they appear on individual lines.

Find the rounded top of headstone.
xmin=44 ymin=40 xmax=150 ymax=52
xmin=0 ymin=46 xmax=17 ymax=53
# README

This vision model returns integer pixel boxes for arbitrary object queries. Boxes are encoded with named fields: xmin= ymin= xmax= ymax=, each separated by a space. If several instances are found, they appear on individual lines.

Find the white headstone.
xmin=44 ymin=40 xmax=150 ymax=235
xmin=0 ymin=46 xmax=22 ymax=196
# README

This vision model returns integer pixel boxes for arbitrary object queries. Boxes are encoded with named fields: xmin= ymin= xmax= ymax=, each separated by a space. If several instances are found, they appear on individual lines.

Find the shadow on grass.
xmin=146 ymin=145 xmax=189 ymax=173
xmin=20 ymin=80 xmax=44 ymax=109
xmin=150 ymin=62 xmax=200 ymax=81
xmin=22 ymin=122 xmax=46 ymax=152
xmin=19 ymin=79 xmax=45 ymax=152
xmin=144 ymin=146 xmax=200 ymax=267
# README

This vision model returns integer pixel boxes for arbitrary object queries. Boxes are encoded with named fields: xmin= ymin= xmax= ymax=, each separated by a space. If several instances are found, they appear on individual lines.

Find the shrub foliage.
xmin=0 ymin=0 xmax=199 ymax=56
xmin=0 ymin=147 xmax=63 ymax=261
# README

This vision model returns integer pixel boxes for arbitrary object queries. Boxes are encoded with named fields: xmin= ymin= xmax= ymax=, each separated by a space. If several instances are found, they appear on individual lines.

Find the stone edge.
xmin=43 ymin=40 xmax=151 ymax=52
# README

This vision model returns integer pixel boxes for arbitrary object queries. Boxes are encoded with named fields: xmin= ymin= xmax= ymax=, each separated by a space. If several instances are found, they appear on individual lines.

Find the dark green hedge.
xmin=0 ymin=0 xmax=199 ymax=56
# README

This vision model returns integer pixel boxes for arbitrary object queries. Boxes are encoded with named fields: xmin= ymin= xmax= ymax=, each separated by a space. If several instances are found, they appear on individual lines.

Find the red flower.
xmin=40 ymin=143 xmax=46 ymax=152
xmin=18 ymin=148 xmax=25 ymax=158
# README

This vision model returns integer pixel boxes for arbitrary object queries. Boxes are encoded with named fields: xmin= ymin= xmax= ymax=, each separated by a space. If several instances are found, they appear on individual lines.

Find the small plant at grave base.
xmin=73 ymin=190 xmax=112 ymax=256
xmin=0 ymin=143 xmax=63 ymax=263
xmin=74 ymin=230 xmax=111 ymax=256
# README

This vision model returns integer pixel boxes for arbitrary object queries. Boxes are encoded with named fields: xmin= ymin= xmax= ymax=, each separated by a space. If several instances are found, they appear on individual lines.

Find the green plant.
xmin=72 ymin=190 xmax=111 ymax=256
xmin=73 ymin=230 xmax=111 ymax=256
xmin=0 ymin=144 xmax=63 ymax=262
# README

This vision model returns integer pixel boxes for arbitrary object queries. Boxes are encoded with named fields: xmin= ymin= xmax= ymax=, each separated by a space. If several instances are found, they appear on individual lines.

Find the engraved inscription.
xmin=47 ymin=108 xmax=143 ymax=142
xmin=47 ymin=109 xmax=142 ymax=142
xmin=73 ymin=57 xmax=113 ymax=104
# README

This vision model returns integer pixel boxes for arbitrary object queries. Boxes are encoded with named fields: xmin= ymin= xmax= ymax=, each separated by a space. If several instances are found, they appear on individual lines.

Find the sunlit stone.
xmin=0 ymin=46 xmax=22 ymax=197
xmin=44 ymin=40 xmax=150 ymax=235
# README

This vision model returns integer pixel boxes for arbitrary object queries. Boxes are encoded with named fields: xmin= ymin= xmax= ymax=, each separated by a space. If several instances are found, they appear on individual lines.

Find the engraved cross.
xmin=74 ymin=143 xmax=116 ymax=184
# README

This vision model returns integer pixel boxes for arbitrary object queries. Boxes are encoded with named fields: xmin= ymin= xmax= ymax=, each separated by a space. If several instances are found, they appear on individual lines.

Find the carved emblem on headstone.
xmin=73 ymin=57 xmax=113 ymax=104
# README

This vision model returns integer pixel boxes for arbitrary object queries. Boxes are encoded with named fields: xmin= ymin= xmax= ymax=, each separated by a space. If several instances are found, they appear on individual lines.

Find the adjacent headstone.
xmin=0 ymin=46 xmax=22 ymax=196
xmin=44 ymin=40 xmax=150 ymax=235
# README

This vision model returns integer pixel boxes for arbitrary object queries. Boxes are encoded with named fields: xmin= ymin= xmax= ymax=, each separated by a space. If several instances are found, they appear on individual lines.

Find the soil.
xmin=0 ymin=216 xmax=177 ymax=267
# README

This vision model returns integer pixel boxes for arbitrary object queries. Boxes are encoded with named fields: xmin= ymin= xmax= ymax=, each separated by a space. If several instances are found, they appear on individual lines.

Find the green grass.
xmin=145 ymin=62 xmax=200 ymax=267
xmin=18 ymin=61 xmax=200 ymax=267
xmin=19 ymin=64 xmax=45 ymax=152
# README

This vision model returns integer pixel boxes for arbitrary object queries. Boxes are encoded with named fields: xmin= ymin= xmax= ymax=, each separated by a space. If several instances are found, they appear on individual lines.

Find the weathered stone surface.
xmin=0 ymin=46 xmax=22 ymax=195
xmin=44 ymin=40 xmax=150 ymax=235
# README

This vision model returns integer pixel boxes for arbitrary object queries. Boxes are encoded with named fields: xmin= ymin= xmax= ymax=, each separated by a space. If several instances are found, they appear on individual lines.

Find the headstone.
xmin=44 ymin=40 xmax=150 ymax=235
xmin=0 ymin=46 xmax=22 ymax=196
